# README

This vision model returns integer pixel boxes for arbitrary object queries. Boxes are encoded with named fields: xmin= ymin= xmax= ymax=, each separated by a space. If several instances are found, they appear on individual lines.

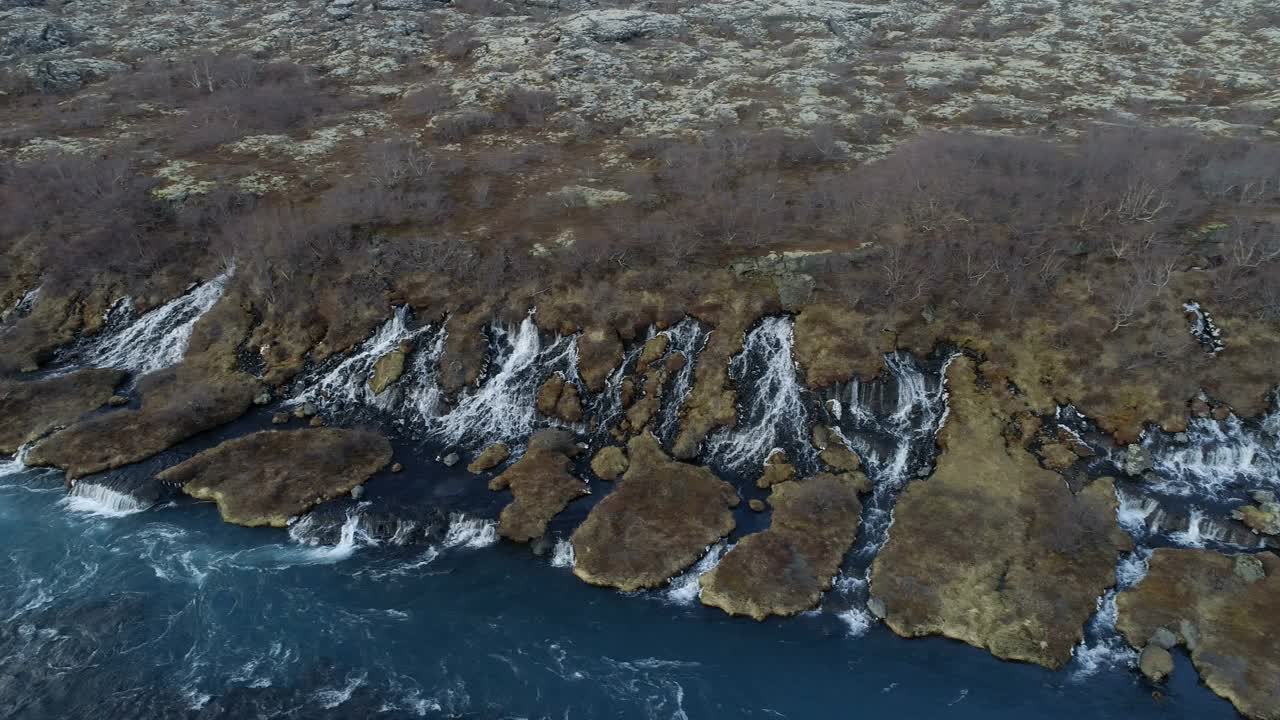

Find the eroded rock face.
xmin=869 ymin=357 xmax=1133 ymax=669
xmin=488 ymin=429 xmax=586 ymax=543
xmin=26 ymin=365 xmax=258 ymax=480
xmin=160 ymin=428 xmax=392 ymax=527
xmin=572 ymin=433 xmax=738 ymax=591
xmin=0 ymin=368 xmax=126 ymax=454
xmin=700 ymin=472 xmax=866 ymax=620
xmin=1117 ymin=549 xmax=1280 ymax=720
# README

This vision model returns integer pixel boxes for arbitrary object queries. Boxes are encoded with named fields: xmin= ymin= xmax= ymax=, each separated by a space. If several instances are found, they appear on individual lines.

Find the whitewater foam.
xmin=59 ymin=482 xmax=151 ymax=518
xmin=550 ymin=538 xmax=576 ymax=568
xmin=441 ymin=514 xmax=499 ymax=550
xmin=663 ymin=542 xmax=729 ymax=605
xmin=78 ymin=267 xmax=232 ymax=375
xmin=707 ymin=317 xmax=814 ymax=471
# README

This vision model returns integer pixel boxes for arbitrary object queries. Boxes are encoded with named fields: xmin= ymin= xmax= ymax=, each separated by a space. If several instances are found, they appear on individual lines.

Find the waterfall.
xmin=550 ymin=538 xmax=576 ymax=568
xmin=74 ymin=268 xmax=232 ymax=375
xmin=825 ymin=352 xmax=954 ymax=629
xmin=658 ymin=319 xmax=709 ymax=447
xmin=427 ymin=314 xmax=578 ymax=448
xmin=1183 ymin=301 xmax=1224 ymax=355
xmin=290 ymin=307 xmax=442 ymax=418
xmin=707 ymin=317 xmax=815 ymax=471
xmin=1144 ymin=409 xmax=1280 ymax=500
xmin=2 ymin=286 xmax=40 ymax=325
xmin=1115 ymin=489 xmax=1163 ymax=538
xmin=663 ymin=542 xmax=730 ymax=606
xmin=591 ymin=343 xmax=643 ymax=435
xmin=1070 ymin=546 xmax=1152 ymax=680
xmin=440 ymin=513 xmax=499 ymax=550
xmin=59 ymin=481 xmax=152 ymax=518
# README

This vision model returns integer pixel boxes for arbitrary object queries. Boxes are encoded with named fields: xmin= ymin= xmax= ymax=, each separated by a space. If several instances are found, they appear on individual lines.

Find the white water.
xmin=441 ymin=514 xmax=499 ymax=550
xmin=290 ymin=307 xmax=441 ymax=414
xmin=59 ymin=482 xmax=151 ymax=518
xmin=282 ymin=512 xmax=369 ymax=565
xmin=2 ymin=285 xmax=40 ymax=324
xmin=707 ymin=317 xmax=814 ymax=470
xmin=550 ymin=538 xmax=576 ymax=568
xmin=77 ymin=268 xmax=232 ymax=375
xmin=1145 ymin=411 xmax=1280 ymax=499
xmin=429 ymin=314 xmax=579 ymax=447
xmin=657 ymin=319 xmax=709 ymax=446
xmin=0 ymin=445 xmax=33 ymax=480
xmin=1183 ymin=301 xmax=1224 ymax=355
xmin=1070 ymin=548 xmax=1151 ymax=681
xmin=663 ymin=542 xmax=729 ymax=606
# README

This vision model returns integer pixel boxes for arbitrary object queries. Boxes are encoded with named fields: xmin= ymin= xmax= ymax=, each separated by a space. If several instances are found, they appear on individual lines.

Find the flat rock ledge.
xmin=700 ymin=472 xmax=867 ymax=620
xmin=488 ymin=429 xmax=587 ymax=543
xmin=870 ymin=357 xmax=1133 ymax=669
xmin=27 ymin=366 xmax=258 ymax=480
xmin=159 ymin=428 xmax=392 ymax=527
xmin=572 ymin=433 xmax=739 ymax=592
xmin=0 ymin=368 xmax=126 ymax=454
xmin=1117 ymin=549 xmax=1279 ymax=720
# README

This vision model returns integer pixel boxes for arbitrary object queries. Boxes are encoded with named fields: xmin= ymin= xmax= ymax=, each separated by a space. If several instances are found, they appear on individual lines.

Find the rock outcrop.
xmin=590 ymin=445 xmax=627 ymax=480
xmin=160 ymin=428 xmax=392 ymax=527
xmin=488 ymin=429 xmax=587 ymax=543
xmin=572 ymin=433 xmax=738 ymax=591
xmin=368 ymin=343 xmax=409 ymax=395
xmin=755 ymin=449 xmax=795 ymax=489
xmin=1233 ymin=491 xmax=1280 ymax=537
xmin=1117 ymin=549 xmax=1279 ymax=720
xmin=869 ymin=357 xmax=1133 ymax=669
xmin=467 ymin=441 xmax=510 ymax=473
xmin=0 ymin=368 xmax=126 ymax=453
xmin=26 ymin=365 xmax=258 ymax=480
xmin=700 ymin=472 xmax=866 ymax=620
xmin=535 ymin=374 xmax=584 ymax=424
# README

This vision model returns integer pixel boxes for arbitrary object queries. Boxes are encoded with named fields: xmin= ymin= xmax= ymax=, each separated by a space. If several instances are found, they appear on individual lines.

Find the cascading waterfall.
xmin=0 ymin=445 xmax=32 ymax=481
xmin=59 ymin=481 xmax=152 ymax=518
xmin=657 ymin=319 xmax=709 ymax=447
xmin=591 ymin=343 xmax=644 ymax=435
xmin=427 ymin=314 xmax=579 ymax=448
xmin=550 ymin=538 xmax=576 ymax=568
xmin=290 ymin=307 xmax=445 ymax=422
xmin=72 ymin=267 xmax=233 ymax=376
xmin=663 ymin=542 xmax=730 ymax=606
xmin=707 ymin=317 xmax=815 ymax=471
xmin=1183 ymin=301 xmax=1225 ymax=355
xmin=440 ymin=513 xmax=499 ymax=549
xmin=2 ymin=285 xmax=40 ymax=325
xmin=1070 ymin=548 xmax=1151 ymax=680
xmin=826 ymin=352 xmax=955 ymax=633
xmin=1143 ymin=408 xmax=1280 ymax=500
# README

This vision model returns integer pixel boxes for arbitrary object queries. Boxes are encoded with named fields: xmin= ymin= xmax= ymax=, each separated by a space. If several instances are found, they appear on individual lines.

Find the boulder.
xmin=160 ymin=428 xmax=392 ymax=527
xmin=1121 ymin=443 xmax=1154 ymax=477
xmin=0 ymin=368 xmax=126 ymax=454
xmin=701 ymin=473 xmax=866 ymax=620
xmin=869 ymin=357 xmax=1133 ymax=669
xmin=1117 ymin=549 xmax=1280 ymax=720
xmin=441 ymin=451 xmax=461 ymax=467
xmin=590 ymin=445 xmax=628 ymax=480
xmin=368 ymin=346 xmax=408 ymax=395
xmin=1139 ymin=645 xmax=1174 ymax=683
xmin=748 ymin=498 xmax=766 ymax=512
xmin=468 ymin=442 xmax=510 ymax=473
xmin=756 ymin=449 xmax=795 ymax=489
xmin=572 ymin=433 xmax=738 ymax=591
xmin=488 ymin=429 xmax=586 ymax=543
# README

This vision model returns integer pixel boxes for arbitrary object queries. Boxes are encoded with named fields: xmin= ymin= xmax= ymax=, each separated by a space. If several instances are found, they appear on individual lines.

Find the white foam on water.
xmin=2 ymin=285 xmax=40 ymax=323
xmin=441 ymin=513 xmax=499 ymax=550
xmin=291 ymin=307 xmax=441 ymax=416
xmin=550 ymin=538 xmax=576 ymax=568
xmin=79 ymin=267 xmax=232 ymax=375
xmin=1146 ymin=411 xmax=1280 ymax=499
xmin=707 ymin=317 xmax=813 ymax=470
xmin=284 ymin=512 xmax=368 ymax=564
xmin=1183 ymin=301 xmax=1225 ymax=354
xmin=0 ymin=445 xmax=32 ymax=481
xmin=657 ymin=319 xmax=709 ymax=445
xmin=313 ymin=671 xmax=367 ymax=709
xmin=1168 ymin=507 xmax=1233 ymax=548
xmin=430 ymin=313 xmax=579 ymax=447
xmin=59 ymin=482 xmax=151 ymax=518
xmin=1070 ymin=547 xmax=1152 ymax=681
xmin=836 ymin=607 xmax=875 ymax=637
xmin=1115 ymin=489 xmax=1161 ymax=538
xmin=663 ymin=542 xmax=729 ymax=606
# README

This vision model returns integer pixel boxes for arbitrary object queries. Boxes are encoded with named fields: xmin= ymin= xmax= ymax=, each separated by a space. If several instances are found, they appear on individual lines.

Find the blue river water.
xmin=0 ymin=450 xmax=1240 ymax=720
